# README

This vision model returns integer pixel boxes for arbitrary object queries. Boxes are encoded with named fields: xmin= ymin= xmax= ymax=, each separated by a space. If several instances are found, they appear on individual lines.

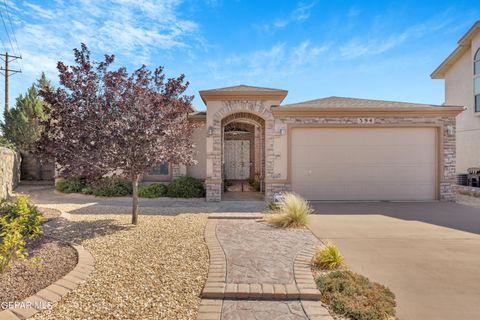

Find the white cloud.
xmin=14 ymin=0 xmax=200 ymax=78
xmin=208 ymin=40 xmax=329 ymax=82
xmin=337 ymin=14 xmax=454 ymax=60
xmin=261 ymin=1 xmax=316 ymax=31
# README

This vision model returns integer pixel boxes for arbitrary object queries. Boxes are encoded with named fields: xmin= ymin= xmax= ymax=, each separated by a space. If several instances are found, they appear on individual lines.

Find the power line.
xmin=0 ymin=52 xmax=22 ymax=113
xmin=0 ymin=7 xmax=16 ymax=56
xmin=2 ymin=0 xmax=22 ymax=71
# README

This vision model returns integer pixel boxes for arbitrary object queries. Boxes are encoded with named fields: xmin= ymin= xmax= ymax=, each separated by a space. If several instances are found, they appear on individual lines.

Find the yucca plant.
xmin=264 ymin=193 xmax=312 ymax=228
xmin=314 ymin=242 xmax=345 ymax=270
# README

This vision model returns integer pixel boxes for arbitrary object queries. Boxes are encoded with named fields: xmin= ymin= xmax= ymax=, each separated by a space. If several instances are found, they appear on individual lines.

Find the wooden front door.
xmin=224 ymin=140 xmax=250 ymax=180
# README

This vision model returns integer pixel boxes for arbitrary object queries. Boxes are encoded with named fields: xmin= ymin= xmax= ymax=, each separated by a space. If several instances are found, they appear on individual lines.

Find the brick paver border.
xmin=0 ymin=211 xmax=95 ymax=320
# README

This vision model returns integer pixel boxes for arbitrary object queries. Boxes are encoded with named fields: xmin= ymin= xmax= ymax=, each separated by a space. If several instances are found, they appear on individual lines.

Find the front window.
xmin=150 ymin=163 xmax=169 ymax=176
xmin=475 ymin=48 xmax=480 ymax=112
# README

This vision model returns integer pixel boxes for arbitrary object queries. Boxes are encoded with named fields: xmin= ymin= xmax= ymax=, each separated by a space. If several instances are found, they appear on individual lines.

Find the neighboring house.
xmin=144 ymin=84 xmax=462 ymax=202
xmin=431 ymin=20 xmax=480 ymax=173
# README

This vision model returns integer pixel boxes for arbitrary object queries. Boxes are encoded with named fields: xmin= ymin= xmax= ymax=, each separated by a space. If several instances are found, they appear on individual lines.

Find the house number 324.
xmin=357 ymin=118 xmax=375 ymax=124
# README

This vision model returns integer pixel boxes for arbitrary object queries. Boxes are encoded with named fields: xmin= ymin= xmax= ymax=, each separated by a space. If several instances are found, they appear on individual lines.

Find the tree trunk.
xmin=131 ymin=174 xmax=140 ymax=225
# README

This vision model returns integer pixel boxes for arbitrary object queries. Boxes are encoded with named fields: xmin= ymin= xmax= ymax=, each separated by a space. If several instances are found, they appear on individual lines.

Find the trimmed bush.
xmin=139 ymin=183 xmax=168 ymax=198
xmin=55 ymin=177 xmax=86 ymax=193
xmin=314 ymin=242 xmax=345 ymax=270
xmin=316 ymin=270 xmax=396 ymax=320
xmin=90 ymin=178 xmax=132 ymax=197
xmin=0 ymin=195 xmax=45 ymax=272
xmin=166 ymin=177 xmax=205 ymax=198
xmin=264 ymin=193 xmax=312 ymax=228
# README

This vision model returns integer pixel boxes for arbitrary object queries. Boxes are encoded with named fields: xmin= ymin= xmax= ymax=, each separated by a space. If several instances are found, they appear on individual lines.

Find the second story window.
xmin=475 ymin=48 xmax=480 ymax=112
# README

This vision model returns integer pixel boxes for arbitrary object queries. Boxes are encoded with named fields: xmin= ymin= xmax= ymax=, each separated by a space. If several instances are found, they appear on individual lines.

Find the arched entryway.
xmin=221 ymin=112 xmax=265 ymax=197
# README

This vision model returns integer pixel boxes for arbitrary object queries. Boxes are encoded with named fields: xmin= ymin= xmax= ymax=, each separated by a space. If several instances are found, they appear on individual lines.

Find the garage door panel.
xmin=291 ymin=127 xmax=436 ymax=201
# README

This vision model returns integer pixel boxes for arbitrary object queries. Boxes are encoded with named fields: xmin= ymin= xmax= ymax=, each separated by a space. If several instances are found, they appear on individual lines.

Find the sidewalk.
xmin=198 ymin=215 xmax=333 ymax=320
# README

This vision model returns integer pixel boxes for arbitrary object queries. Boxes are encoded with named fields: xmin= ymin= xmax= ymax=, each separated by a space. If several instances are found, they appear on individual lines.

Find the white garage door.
xmin=291 ymin=127 xmax=437 ymax=201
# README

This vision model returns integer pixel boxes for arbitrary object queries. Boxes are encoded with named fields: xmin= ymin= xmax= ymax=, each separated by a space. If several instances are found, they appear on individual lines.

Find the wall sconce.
xmin=279 ymin=128 xmax=286 ymax=136
xmin=208 ymin=127 xmax=214 ymax=136
xmin=446 ymin=125 xmax=454 ymax=136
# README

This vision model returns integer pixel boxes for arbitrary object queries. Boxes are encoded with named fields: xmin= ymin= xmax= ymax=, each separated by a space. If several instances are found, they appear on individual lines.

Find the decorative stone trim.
xmin=294 ymin=245 xmax=322 ymax=300
xmin=202 ymin=220 xmax=227 ymax=299
xmin=0 ymin=245 xmax=94 ymax=320
xmin=207 ymin=213 xmax=263 ymax=219
xmin=301 ymin=300 xmax=334 ymax=320
xmin=197 ymin=299 xmax=223 ymax=320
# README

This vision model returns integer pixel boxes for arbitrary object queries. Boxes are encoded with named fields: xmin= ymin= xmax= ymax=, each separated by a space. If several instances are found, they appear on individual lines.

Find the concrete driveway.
xmin=308 ymin=201 xmax=480 ymax=320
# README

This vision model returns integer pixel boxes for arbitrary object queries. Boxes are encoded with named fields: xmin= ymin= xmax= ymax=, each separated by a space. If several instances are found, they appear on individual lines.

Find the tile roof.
xmin=200 ymin=84 xmax=286 ymax=93
xmin=280 ymin=96 xmax=451 ymax=109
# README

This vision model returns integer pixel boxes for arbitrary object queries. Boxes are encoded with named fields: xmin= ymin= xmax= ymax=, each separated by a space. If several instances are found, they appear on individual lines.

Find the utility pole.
xmin=0 ymin=52 xmax=22 ymax=113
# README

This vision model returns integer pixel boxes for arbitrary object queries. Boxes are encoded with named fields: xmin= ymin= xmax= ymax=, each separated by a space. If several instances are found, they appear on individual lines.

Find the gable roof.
xmin=281 ymin=96 xmax=449 ymax=109
xmin=199 ymin=85 xmax=288 ymax=104
xmin=431 ymin=20 xmax=480 ymax=79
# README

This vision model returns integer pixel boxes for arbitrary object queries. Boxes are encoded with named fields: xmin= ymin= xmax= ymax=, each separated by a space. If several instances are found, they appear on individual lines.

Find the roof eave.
xmin=272 ymin=106 xmax=465 ymax=117
xmin=199 ymin=90 xmax=289 ymax=105
xmin=431 ymin=20 xmax=480 ymax=79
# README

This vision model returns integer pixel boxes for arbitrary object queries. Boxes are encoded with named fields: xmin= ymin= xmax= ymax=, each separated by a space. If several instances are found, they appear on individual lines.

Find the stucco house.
xmin=144 ymin=84 xmax=463 ymax=202
xmin=431 ymin=20 xmax=480 ymax=174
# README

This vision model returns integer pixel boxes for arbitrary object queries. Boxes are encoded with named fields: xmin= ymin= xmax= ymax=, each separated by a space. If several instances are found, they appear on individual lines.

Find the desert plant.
xmin=0 ymin=195 xmax=46 ymax=272
xmin=316 ymin=270 xmax=396 ymax=320
xmin=314 ymin=242 xmax=345 ymax=270
xmin=267 ymin=201 xmax=280 ymax=210
xmin=139 ymin=183 xmax=168 ymax=198
xmin=166 ymin=177 xmax=205 ymax=198
xmin=55 ymin=177 xmax=86 ymax=193
xmin=264 ymin=193 xmax=312 ymax=228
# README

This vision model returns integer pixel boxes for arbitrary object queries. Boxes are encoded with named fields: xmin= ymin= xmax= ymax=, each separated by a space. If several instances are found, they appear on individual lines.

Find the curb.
xmin=0 ymin=211 xmax=94 ymax=320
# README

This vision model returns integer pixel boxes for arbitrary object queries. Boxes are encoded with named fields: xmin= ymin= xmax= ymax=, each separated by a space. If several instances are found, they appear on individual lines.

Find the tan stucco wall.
xmin=445 ymin=32 xmax=480 ymax=172
xmin=187 ymin=123 xmax=207 ymax=179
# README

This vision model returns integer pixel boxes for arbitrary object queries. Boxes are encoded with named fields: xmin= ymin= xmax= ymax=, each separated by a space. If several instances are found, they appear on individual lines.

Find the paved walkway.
xmin=198 ymin=216 xmax=333 ymax=320
xmin=308 ymin=201 xmax=480 ymax=320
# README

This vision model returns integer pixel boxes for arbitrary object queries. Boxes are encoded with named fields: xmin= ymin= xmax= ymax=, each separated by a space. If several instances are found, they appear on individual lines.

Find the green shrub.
xmin=139 ymin=183 xmax=168 ymax=198
xmin=81 ymin=186 xmax=94 ymax=195
xmin=316 ymin=270 xmax=396 ymax=320
xmin=314 ymin=242 xmax=345 ymax=270
xmin=0 ymin=195 xmax=46 ymax=272
xmin=264 ymin=193 xmax=312 ymax=228
xmin=55 ymin=177 xmax=86 ymax=193
xmin=166 ymin=177 xmax=205 ymax=198
xmin=91 ymin=178 xmax=132 ymax=197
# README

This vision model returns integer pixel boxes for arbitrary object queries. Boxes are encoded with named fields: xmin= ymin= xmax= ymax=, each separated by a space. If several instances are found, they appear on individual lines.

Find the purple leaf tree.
xmin=36 ymin=44 xmax=197 ymax=224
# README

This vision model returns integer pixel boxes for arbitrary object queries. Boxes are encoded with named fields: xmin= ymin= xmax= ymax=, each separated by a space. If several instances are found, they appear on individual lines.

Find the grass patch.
xmin=316 ymin=270 xmax=396 ymax=320
xmin=314 ymin=242 xmax=345 ymax=270
xmin=264 ymin=193 xmax=312 ymax=228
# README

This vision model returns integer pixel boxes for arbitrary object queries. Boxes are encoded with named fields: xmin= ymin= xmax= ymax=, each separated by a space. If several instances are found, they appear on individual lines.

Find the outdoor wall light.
xmin=446 ymin=125 xmax=454 ymax=136
xmin=279 ymin=128 xmax=286 ymax=135
xmin=208 ymin=127 xmax=214 ymax=135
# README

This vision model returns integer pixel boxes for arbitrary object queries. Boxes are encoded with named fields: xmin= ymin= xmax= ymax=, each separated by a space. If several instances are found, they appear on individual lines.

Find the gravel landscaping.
xmin=0 ymin=236 xmax=77 ymax=303
xmin=34 ymin=213 xmax=209 ymax=320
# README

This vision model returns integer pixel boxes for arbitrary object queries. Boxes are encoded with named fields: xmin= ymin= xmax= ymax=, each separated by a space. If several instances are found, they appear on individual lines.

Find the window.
xmin=475 ymin=49 xmax=480 ymax=112
xmin=150 ymin=163 xmax=169 ymax=176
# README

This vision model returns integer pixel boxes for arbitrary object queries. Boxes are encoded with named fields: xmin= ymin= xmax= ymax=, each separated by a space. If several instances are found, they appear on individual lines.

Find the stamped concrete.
xmin=216 ymin=220 xmax=319 ymax=284
xmin=222 ymin=300 xmax=308 ymax=320
xmin=309 ymin=201 xmax=480 ymax=320
xmin=200 ymin=216 xmax=332 ymax=320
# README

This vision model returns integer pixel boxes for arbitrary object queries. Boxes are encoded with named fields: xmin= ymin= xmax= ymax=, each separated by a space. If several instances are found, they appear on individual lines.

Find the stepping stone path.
xmin=199 ymin=214 xmax=334 ymax=320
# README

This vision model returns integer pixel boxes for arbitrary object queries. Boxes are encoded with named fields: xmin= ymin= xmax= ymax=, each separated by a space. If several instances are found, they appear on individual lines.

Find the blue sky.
xmin=0 ymin=0 xmax=479 ymax=118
